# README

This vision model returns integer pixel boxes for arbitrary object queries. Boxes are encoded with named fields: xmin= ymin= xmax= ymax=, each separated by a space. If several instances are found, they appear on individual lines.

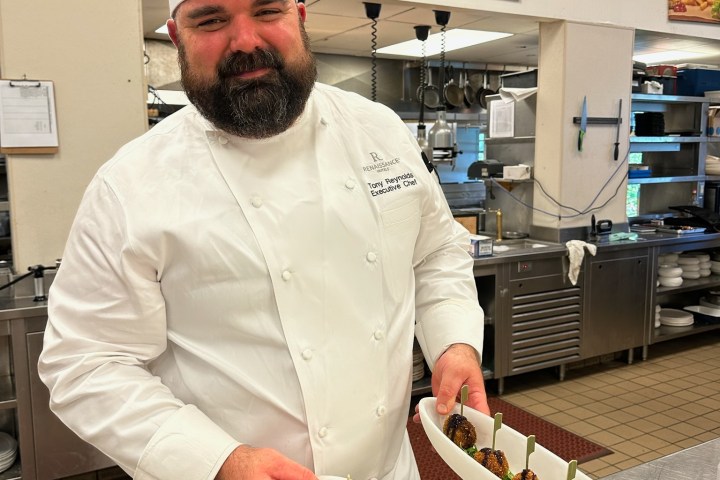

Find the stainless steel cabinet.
xmin=582 ymin=248 xmax=650 ymax=360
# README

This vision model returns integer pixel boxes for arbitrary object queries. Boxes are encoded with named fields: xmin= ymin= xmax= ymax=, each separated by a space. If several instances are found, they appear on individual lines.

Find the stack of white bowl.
xmin=678 ymin=252 xmax=711 ymax=279
xmin=0 ymin=433 xmax=17 ymax=474
xmin=412 ymin=342 xmax=425 ymax=382
xmin=711 ymin=252 xmax=720 ymax=275
xmin=655 ymin=304 xmax=662 ymax=328
xmin=657 ymin=253 xmax=683 ymax=287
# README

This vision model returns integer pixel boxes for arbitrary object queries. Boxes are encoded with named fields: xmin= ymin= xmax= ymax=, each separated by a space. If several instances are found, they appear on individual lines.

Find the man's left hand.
xmin=413 ymin=343 xmax=490 ymax=423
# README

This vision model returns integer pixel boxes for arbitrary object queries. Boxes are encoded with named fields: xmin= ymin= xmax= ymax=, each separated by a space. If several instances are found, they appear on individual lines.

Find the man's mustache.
xmin=218 ymin=49 xmax=284 ymax=79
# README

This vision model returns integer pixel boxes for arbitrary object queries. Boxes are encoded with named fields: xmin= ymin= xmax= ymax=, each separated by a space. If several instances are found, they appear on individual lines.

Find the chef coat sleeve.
xmin=37 ymin=176 xmax=240 ymax=480
xmin=410 ymin=148 xmax=484 ymax=371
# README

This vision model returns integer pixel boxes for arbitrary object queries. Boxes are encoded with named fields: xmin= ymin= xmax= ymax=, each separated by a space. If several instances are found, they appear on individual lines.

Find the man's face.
xmin=168 ymin=0 xmax=317 ymax=138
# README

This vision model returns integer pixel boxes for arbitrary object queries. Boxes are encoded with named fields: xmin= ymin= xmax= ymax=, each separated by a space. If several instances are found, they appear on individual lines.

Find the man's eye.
xmin=257 ymin=9 xmax=281 ymax=16
xmin=197 ymin=18 xmax=225 ymax=28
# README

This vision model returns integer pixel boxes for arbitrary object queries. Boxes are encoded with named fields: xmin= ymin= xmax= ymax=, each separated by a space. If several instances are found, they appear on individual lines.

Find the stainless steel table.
xmin=602 ymin=437 xmax=720 ymax=480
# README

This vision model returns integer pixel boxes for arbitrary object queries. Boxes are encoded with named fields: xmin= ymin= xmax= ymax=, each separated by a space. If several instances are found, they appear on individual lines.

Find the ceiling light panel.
xmin=377 ymin=29 xmax=513 ymax=58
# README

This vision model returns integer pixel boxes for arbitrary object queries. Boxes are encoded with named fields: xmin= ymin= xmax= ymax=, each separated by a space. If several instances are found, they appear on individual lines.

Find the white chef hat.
xmin=169 ymin=0 xmax=185 ymax=15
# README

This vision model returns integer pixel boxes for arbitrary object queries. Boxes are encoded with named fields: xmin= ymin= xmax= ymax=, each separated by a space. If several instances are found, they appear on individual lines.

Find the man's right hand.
xmin=216 ymin=445 xmax=318 ymax=480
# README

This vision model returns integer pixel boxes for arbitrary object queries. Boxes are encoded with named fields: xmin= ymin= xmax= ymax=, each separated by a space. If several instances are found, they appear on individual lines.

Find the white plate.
xmin=418 ymin=397 xmax=592 ymax=480
xmin=685 ymin=304 xmax=720 ymax=317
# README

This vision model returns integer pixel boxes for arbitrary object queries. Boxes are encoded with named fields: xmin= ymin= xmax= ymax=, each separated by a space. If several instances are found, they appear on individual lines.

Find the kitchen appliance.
xmin=467 ymin=160 xmax=504 ymax=179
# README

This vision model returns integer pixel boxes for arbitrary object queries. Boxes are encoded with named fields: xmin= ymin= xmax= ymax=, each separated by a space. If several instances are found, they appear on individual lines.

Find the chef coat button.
xmin=301 ymin=349 xmax=313 ymax=360
xmin=373 ymin=329 xmax=384 ymax=340
xmin=366 ymin=252 xmax=377 ymax=263
xmin=282 ymin=270 xmax=292 ymax=281
xmin=376 ymin=405 xmax=386 ymax=417
xmin=318 ymin=427 xmax=328 ymax=438
xmin=345 ymin=178 xmax=356 ymax=190
xmin=251 ymin=196 xmax=263 ymax=208
xmin=218 ymin=135 xmax=229 ymax=145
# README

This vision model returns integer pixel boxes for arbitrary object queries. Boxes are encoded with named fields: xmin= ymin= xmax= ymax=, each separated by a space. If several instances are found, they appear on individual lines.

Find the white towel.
xmin=565 ymin=240 xmax=597 ymax=285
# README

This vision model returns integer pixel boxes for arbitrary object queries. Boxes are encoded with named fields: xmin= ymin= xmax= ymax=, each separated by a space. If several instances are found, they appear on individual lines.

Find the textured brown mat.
xmin=408 ymin=396 xmax=612 ymax=479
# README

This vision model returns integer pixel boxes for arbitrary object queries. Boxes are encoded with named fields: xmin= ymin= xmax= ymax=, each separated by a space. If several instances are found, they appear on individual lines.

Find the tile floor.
xmin=497 ymin=330 xmax=720 ymax=479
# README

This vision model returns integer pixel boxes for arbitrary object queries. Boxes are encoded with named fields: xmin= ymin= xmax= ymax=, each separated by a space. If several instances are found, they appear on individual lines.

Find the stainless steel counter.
xmin=0 ymin=296 xmax=47 ymax=321
xmin=602 ymin=437 xmax=720 ymax=480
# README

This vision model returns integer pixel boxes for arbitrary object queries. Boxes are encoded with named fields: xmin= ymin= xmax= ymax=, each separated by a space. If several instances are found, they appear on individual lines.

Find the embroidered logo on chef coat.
xmin=362 ymin=152 xmax=418 ymax=197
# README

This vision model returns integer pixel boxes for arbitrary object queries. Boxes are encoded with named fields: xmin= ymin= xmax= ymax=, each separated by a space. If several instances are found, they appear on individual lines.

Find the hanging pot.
xmin=417 ymin=67 xmax=441 ymax=110
xmin=461 ymin=67 xmax=475 ymax=108
xmin=443 ymin=65 xmax=464 ymax=110
xmin=476 ymin=70 xmax=494 ymax=110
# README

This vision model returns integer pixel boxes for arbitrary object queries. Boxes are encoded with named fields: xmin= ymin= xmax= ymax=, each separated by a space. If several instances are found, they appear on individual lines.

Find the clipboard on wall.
xmin=0 ymin=78 xmax=59 ymax=154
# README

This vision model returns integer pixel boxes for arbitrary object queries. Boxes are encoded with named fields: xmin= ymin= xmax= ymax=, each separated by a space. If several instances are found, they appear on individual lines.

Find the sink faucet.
xmin=496 ymin=209 xmax=503 ymax=241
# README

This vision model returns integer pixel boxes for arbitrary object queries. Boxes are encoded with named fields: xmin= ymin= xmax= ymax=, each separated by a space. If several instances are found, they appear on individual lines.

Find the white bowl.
xmin=659 ymin=276 xmax=683 ymax=287
xmin=658 ymin=266 xmax=682 ymax=277
xmin=418 ymin=397 xmax=592 ymax=480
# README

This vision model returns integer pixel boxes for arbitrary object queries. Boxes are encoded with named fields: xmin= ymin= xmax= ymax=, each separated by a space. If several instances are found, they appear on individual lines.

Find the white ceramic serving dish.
xmin=418 ymin=397 xmax=591 ymax=480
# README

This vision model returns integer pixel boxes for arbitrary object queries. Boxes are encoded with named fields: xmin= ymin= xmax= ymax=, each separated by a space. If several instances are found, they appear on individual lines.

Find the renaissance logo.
xmin=363 ymin=151 xmax=400 ymax=173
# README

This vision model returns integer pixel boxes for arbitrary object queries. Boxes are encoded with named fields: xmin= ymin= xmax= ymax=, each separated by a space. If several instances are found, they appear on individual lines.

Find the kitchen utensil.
xmin=418 ymin=397 xmax=592 ymax=480
xmin=460 ymin=384 xmax=468 ymax=416
xmin=502 ymin=231 xmax=529 ymax=239
xmin=578 ymin=96 xmax=588 ymax=152
xmin=596 ymin=219 xmax=612 ymax=234
xmin=476 ymin=70 xmax=494 ymax=110
xmin=567 ymin=460 xmax=578 ymax=480
xmin=492 ymin=412 xmax=502 ymax=450
xmin=418 ymin=67 xmax=441 ymax=109
xmin=613 ymin=99 xmax=622 ymax=160
xmin=461 ymin=66 xmax=475 ymax=108
xmin=443 ymin=65 xmax=464 ymax=110
xmin=525 ymin=435 xmax=536 ymax=470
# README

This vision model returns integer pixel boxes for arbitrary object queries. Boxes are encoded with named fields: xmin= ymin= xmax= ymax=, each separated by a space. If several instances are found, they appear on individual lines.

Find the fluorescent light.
xmin=377 ymin=29 xmax=512 ymax=58
xmin=155 ymin=24 xmax=169 ymax=35
xmin=633 ymin=50 xmax=709 ymax=64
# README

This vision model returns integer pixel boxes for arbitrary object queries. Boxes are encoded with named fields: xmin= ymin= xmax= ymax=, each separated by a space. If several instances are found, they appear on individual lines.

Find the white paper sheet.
xmin=0 ymin=79 xmax=58 ymax=148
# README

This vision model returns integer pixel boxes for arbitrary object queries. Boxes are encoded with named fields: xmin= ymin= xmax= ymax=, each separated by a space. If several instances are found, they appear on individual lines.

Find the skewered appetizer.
xmin=473 ymin=447 xmax=510 ymax=478
xmin=512 ymin=468 xmax=539 ymax=480
xmin=442 ymin=413 xmax=477 ymax=449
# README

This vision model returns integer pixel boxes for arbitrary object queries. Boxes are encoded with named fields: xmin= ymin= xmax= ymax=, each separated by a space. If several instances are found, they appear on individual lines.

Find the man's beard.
xmin=178 ymin=28 xmax=317 ymax=139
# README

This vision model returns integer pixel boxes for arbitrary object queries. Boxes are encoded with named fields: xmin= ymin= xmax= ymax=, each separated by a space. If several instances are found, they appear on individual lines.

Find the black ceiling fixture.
xmin=364 ymin=3 xmax=382 ymax=102
xmin=433 ymin=10 xmax=450 ymax=90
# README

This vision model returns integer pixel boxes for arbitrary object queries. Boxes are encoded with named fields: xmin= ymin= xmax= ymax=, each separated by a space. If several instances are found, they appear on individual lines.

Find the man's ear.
xmin=297 ymin=1 xmax=307 ymax=22
xmin=167 ymin=19 xmax=179 ymax=47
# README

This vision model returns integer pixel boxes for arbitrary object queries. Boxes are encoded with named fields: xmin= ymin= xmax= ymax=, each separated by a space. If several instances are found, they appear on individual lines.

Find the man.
xmin=38 ymin=0 xmax=489 ymax=478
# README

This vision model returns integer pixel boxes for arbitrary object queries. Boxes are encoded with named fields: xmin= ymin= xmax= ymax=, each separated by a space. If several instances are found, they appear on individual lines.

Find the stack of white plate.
xmin=711 ymin=259 xmax=720 ymax=275
xmin=659 ymin=308 xmax=694 ymax=327
xmin=412 ymin=343 xmax=425 ymax=382
xmin=655 ymin=304 xmax=662 ymax=328
xmin=0 ymin=433 xmax=17 ymax=473
xmin=678 ymin=253 xmax=711 ymax=278
xmin=657 ymin=259 xmax=683 ymax=287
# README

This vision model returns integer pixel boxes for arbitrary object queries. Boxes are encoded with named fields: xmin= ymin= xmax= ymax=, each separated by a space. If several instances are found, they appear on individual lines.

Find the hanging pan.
xmin=417 ymin=67 xmax=441 ymax=109
xmin=443 ymin=65 xmax=464 ymax=110
xmin=476 ymin=70 xmax=494 ymax=110
xmin=461 ymin=66 xmax=475 ymax=108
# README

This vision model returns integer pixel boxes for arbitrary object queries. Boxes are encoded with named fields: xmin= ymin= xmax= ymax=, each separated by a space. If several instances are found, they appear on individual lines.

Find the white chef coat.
xmin=38 ymin=83 xmax=484 ymax=480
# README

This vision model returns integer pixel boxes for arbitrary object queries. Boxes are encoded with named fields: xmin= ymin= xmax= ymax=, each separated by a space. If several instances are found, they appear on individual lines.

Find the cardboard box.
xmin=467 ymin=234 xmax=493 ymax=258
xmin=645 ymin=65 xmax=677 ymax=77
xmin=503 ymin=164 xmax=532 ymax=180
xmin=641 ymin=81 xmax=663 ymax=94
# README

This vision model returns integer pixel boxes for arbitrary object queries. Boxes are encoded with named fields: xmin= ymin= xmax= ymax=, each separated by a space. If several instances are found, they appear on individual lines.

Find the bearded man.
xmin=38 ymin=1 xmax=489 ymax=479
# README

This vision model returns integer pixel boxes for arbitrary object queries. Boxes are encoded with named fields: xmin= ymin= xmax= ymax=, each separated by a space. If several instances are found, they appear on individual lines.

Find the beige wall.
xmin=0 ymin=0 xmax=148 ymax=271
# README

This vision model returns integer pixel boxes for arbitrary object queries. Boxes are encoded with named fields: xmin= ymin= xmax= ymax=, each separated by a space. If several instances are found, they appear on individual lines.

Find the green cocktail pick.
xmin=525 ymin=434 xmax=535 ymax=471
xmin=460 ymin=385 xmax=468 ymax=416
xmin=567 ymin=459 xmax=577 ymax=480
xmin=492 ymin=412 xmax=502 ymax=450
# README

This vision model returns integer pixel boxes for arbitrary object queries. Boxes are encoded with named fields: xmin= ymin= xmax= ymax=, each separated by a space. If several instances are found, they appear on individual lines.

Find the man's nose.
xmin=228 ymin=17 xmax=267 ymax=53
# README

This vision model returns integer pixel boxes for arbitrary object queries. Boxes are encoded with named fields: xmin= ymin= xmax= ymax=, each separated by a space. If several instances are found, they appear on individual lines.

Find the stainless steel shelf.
xmin=657 ymin=275 xmax=720 ymax=295
xmin=630 ymin=136 xmax=704 ymax=143
xmin=628 ymin=175 xmax=706 ymax=184
xmin=631 ymin=93 xmax=709 ymax=103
